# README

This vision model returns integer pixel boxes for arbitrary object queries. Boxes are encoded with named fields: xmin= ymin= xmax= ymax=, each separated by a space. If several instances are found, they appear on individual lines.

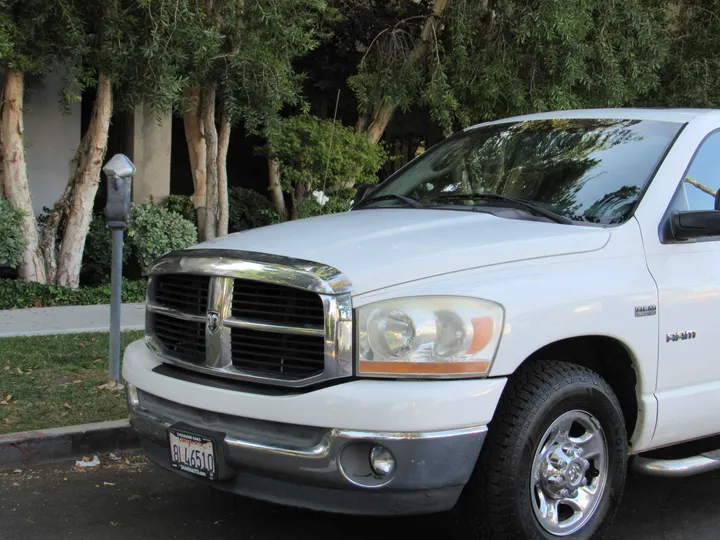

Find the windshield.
xmin=359 ymin=118 xmax=683 ymax=225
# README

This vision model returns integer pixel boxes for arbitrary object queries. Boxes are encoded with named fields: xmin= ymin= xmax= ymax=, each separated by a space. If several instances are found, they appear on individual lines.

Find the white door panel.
xmin=637 ymin=119 xmax=720 ymax=447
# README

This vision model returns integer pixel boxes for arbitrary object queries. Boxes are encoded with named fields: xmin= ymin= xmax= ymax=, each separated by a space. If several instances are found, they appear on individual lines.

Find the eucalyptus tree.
xmin=180 ymin=0 xmax=332 ymax=238
xmin=0 ymin=0 xmax=84 ymax=282
xmin=0 ymin=0 xmax=201 ymax=287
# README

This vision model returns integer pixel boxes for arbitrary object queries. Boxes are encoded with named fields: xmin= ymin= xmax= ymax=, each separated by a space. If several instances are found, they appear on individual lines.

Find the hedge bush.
xmin=128 ymin=202 xmax=198 ymax=275
xmin=166 ymin=194 xmax=196 ymax=224
xmin=0 ymin=199 xmax=25 ymax=269
xmin=229 ymin=187 xmax=280 ymax=232
xmin=296 ymin=195 xmax=353 ymax=219
xmin=81 ymin=215 xmax=130 ymax=285
xmin=0 ymin=278 xmax=147 ymax=309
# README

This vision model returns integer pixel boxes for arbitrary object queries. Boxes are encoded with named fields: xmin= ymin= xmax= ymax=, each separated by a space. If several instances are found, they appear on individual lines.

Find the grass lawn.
xmin=0 ymin=330 xmax=144 ymax=435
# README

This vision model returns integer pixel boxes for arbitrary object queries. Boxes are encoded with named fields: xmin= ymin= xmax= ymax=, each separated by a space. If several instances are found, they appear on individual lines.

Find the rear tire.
xmin=453 ymin=361 xmax=628 ymax=540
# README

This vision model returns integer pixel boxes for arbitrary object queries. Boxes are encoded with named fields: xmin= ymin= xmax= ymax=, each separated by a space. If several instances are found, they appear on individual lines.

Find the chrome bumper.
xmin=128 ymin=385 xmax=487 ymax=515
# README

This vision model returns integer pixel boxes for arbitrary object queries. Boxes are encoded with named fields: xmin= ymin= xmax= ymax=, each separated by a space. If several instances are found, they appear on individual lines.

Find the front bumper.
xmin=129 ymin=389 xmax=486 ymax=515
xmin=123 ymin=339 xmax=507 ymax=515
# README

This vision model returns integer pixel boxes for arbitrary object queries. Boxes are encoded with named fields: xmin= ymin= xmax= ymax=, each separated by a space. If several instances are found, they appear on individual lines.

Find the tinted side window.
xmin=679 ymin=132 xmax=720 ymax=211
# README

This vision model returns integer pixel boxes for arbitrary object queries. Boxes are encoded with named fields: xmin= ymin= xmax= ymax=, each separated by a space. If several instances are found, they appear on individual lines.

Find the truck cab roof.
xmin=466 ymin=107 xmax=720 ymax=130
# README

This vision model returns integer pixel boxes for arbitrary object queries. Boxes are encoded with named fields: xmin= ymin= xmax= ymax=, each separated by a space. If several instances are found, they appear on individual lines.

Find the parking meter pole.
xmin=109 ymin=226 xmax=124 ymax=382
xmin=102 ymin=154 xmax=136 ymax=386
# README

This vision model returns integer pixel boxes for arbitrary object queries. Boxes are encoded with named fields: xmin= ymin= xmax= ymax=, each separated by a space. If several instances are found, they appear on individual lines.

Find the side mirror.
xmin=715 ymin=189 xmax=720 ymax=210
xmin=670 ymin=210 xmax=720 ymax=241
xmin=353 ymin=184 xmax=375 ymax=204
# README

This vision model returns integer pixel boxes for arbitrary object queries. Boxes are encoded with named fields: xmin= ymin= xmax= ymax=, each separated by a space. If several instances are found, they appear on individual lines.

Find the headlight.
xmin=357 ymin=296 xmax=504 ymax=378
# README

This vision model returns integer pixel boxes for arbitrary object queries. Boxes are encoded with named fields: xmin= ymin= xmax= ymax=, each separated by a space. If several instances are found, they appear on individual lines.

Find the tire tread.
xmin=456 ymin=360 xmax=627 ymax=540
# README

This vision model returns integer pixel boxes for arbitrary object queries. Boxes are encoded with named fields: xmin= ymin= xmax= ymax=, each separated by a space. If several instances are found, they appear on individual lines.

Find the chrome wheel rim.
xmin=530 ymin=410 xmax=609 ymax=536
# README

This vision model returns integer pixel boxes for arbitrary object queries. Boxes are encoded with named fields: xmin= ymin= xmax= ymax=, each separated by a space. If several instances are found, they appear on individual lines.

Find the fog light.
xmin=126 ymin=383 xmax=139 ymax=408
xmin=369 ymin=445 xmax=395 ymax=476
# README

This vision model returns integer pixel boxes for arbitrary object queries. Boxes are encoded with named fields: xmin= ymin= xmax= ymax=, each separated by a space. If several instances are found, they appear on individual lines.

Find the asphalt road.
xmin=0 ymin=452 xmax=717 ymax=539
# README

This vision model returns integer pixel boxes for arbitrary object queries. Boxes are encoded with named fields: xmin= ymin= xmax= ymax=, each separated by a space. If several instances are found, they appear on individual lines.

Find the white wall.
xmin=22 ymin=69 xmax=81 ymax=216
xmin=132 ymin=103 xmax=171 ymax=204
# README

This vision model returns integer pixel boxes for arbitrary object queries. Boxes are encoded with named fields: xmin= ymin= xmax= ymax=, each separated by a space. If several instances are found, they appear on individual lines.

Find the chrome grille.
xmin=143 ymin=249 xmax=354 ymax=388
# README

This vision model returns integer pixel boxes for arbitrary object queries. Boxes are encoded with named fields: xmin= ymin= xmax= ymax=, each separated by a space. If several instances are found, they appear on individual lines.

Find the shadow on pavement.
xmin=1 ymin=456 xmax=718 ymax=539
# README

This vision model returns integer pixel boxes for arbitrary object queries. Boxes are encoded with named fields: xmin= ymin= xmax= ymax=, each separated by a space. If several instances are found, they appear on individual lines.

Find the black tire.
xmin=452 ymin=360 xmax=628 ymax=540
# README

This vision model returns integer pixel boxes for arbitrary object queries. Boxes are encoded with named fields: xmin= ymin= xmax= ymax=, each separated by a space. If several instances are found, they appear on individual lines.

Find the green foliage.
xmin=228 ymin=187 xmax=280 ymax=232
xmin=80 ymin=214 xmax=130 ymax=285
xmin=349 ymin=0 xmax=670 ymax=132
xmin=296 ymin=196 xmax=353 ymax=219
xmin=267 ymin=114 xmax=387 ymax=193
xmin=83 ymin=0 xmax=213 ymax=114
xmin=210 ymin=0 xmax=336 ymax=133
xmin=183 ymin=0 xmax=336 ymax=136
xmin=165 ymin=195 xmax=197 ymax=224
xmin=0 ymin=0 xmax=85 ymax=76
xmin=128 ymin=202 xmax=198 ymax=275
xmin=345 ymin=1 xmax=432 ymax=115
xmin=649 ymin=1 xmax=720 ymax=108
xmin=0 ymin=198 xmax=25 ymax=268
xmin=0 ymin=278 xmax=147 ymax=309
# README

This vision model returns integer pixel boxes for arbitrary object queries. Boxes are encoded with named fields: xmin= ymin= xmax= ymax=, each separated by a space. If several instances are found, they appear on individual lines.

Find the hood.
xmin=191 ymin=209 xmax=610 ymax=295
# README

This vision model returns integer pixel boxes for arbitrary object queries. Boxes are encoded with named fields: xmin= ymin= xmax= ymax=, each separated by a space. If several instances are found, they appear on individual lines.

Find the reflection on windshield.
xmin=363 ymin=118 xmax=682 ymax=224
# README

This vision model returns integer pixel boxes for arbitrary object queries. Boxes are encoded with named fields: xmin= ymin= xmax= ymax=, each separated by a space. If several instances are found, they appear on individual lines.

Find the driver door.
xmin=644 ymin=130 xmax=720 ymax=448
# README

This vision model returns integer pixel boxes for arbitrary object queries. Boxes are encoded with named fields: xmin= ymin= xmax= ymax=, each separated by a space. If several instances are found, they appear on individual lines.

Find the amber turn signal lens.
xmin=466 ymin=316 xmax=495 ymax=354
xmin=359 ymin=360 xmax=490 ymax=375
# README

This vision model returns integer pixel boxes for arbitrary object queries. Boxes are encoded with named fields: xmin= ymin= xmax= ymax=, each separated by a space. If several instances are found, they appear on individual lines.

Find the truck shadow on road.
xmin=2 ymin=462 xmax=718 ymax=539
xmin=116 ymin=468 xmax=720 ymax=540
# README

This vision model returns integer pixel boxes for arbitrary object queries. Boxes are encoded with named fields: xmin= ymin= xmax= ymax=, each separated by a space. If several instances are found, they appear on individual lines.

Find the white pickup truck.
xmin=123 ymin=108 xmax=720 ymax=539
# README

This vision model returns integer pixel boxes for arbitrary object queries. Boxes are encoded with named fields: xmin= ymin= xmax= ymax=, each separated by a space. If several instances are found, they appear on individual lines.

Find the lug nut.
xmin=548 ymin=474 xmax=565 ymax=485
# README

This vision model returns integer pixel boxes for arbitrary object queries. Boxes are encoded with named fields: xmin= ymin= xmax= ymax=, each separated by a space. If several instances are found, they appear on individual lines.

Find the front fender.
xmin=351 ymin=220 xmax=659 ymax=449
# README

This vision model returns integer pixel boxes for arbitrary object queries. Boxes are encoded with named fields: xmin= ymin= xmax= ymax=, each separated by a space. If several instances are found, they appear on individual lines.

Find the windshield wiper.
xmin=355 ymin=194 xmax=424 ymax=209
xmin=432 ymin=193 xmax=573 ymax=225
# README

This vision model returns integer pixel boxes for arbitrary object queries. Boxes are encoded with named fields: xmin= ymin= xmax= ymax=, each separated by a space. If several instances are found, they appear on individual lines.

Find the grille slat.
xmin=232 ymin=280 xmax=324 ymax=327
xmin=154 ymin=274 xmax=210 ymax=314
xmin=231 ymin=327 xmax=324 ymax=377
xmin=153 ymin=312 xmax=206 ymax=364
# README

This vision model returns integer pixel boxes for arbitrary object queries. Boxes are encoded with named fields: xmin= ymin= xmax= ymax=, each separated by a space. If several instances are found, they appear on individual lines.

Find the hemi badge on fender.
xmin=635 ymin=305 xmax=657 ymax=318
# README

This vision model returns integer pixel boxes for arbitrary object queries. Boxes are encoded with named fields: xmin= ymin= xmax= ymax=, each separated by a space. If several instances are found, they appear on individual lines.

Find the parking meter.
xmin=104 ymin=154 xmax=135 ymax=229
xmin=102 ymin=154 xmax=136 ymax=384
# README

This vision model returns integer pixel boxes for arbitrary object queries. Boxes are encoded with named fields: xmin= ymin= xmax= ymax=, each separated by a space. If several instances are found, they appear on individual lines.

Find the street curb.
xmin=0 ymin=419 xmax=140 ymax=469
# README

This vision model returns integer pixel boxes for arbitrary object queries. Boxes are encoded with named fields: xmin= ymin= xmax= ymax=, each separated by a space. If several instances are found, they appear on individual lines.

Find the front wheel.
xmin=453 ymin=361 xmax=628 ymax=540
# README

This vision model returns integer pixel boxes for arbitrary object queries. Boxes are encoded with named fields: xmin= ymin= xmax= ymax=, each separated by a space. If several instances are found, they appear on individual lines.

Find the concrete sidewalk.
xmin=0 ymin=303 xmax=145 ymax=338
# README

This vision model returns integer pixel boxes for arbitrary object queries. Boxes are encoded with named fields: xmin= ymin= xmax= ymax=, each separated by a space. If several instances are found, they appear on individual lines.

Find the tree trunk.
xmin=291 ymin=181 xmax=311 ymax=220
xmin=202 ymin=84 xmax=219 ymax=240
xmin=354 ymin=114 xmax=369 ymax=134
xmin=365 ymin=102 xmax=397 ymax=144
xmin=183 ymin=86 xmax=207 ymax=240
xmin=0 ymin=88 xmax=5 ymax=199
xmin=268 ymin=157 xmax=288 ymax=221
xmin=2 ymin=71 xmax=46 ymax=282
xmin=217 ymin=110 xmax=230 ymax=237
xmin=55 ymin=73 xmax=113 ymax=288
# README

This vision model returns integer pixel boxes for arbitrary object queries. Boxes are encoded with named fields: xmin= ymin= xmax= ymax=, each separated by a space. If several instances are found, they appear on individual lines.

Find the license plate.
xmin=168 ymin=429 xmax=217 ymax=480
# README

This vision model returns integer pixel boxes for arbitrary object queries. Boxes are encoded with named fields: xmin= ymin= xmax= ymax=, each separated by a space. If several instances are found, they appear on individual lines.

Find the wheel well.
xmin=521 ymin=336 xmax=639 ymax=439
